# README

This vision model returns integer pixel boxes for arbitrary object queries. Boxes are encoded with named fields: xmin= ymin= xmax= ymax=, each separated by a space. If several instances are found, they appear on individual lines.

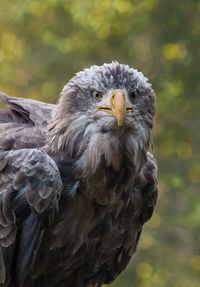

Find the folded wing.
xmin=0 ymin=149 xmax=62 ymax=286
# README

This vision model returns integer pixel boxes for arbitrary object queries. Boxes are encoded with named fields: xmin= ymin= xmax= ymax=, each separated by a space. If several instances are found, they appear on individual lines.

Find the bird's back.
xmin=0 ymin=92 xmax=55 ymax=150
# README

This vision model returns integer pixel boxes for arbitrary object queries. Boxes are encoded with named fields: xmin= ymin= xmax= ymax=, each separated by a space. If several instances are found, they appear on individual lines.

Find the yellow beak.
xmin=98 ymin=89 xmax=127 ymax=127
xmin=110 ymin=89 xmax=126 ymax=126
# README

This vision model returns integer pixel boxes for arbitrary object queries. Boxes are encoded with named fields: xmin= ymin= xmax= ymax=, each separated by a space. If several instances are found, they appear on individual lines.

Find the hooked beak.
xmin=97 ymin=89 xmax=132 ymax=127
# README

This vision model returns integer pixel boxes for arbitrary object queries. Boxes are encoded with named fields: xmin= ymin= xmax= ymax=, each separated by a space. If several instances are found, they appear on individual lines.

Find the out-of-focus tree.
xmin=0 ymin=0 xmax=199 ymax=286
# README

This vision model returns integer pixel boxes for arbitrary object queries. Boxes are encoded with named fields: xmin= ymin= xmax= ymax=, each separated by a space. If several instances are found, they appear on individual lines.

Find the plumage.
xmin=0 ymin=62 xmax=157 ymax=287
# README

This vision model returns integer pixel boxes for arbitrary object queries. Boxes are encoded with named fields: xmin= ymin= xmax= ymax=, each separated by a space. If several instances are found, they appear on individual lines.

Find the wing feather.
xmin=0 ymin=149 xmax=62 ymax=286
xmin=0 ymin=92 xmax=55 ymax=126
xmin=0 ymin=92 xmax=55 ymax=150
xmin=135 ymin=152 xmax=158 ymax=223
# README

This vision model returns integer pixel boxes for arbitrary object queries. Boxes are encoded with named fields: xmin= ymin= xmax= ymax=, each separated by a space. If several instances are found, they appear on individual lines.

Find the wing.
xmin=0 ymin=148 xmax=62 ymax=286
xmin=0 ymin=92 xmax=55 ymax=150
xmin=136 ymin=151 xmax=158 ymax=223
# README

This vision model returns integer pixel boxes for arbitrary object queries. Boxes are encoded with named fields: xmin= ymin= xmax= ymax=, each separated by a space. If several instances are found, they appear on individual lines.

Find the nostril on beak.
xmin=126 ymin=107 xmax=133 ymax=112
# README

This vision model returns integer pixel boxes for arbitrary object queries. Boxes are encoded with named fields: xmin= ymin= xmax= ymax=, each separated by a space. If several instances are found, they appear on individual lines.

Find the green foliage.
xmin=0 ymin=0 xmax=199 ymax=286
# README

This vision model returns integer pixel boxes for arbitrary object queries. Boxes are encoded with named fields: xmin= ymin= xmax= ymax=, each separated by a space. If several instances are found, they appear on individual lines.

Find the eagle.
xmin=0 ymin=62 xmax=157 ymax=287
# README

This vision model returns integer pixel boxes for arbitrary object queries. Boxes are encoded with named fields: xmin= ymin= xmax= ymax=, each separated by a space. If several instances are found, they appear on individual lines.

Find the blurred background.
xmin=0 ymin=0 xmax=199 ymax=286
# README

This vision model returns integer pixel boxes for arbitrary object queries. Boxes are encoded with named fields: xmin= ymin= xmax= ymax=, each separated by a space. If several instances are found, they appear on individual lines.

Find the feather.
xmin=0 ymin=246 xmax=6 ymax=283
xmin=14 ymin=214 xmax=45 ymax=287
xmin=0 ymin=92 xmax=55 ymax=150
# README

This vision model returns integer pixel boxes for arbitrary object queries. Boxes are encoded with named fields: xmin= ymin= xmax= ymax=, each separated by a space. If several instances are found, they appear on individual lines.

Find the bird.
xmin=0 ymin=62 xmax=157 ymax=287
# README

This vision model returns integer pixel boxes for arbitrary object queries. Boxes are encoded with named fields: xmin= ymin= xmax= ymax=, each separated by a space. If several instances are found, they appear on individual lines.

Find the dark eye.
xmin=129 ymin=89 xmax=139 ymax=100
xmin=129 ymin=90 xmax=137 ymax=99
xmin=93 ymin=90 xmax=103 ymax=101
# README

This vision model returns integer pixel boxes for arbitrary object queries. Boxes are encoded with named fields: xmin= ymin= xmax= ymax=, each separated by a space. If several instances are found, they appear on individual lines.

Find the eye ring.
xmin=93 ymin=90 xmax=103 ymax=101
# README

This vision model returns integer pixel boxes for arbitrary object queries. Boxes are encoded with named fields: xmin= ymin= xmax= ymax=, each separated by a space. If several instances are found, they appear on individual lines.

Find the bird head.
xmin=48 ymin=62 xmax=155 ymax=175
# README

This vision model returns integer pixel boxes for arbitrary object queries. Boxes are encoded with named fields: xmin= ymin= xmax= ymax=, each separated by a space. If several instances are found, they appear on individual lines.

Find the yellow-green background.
xmin=0 ymin=0 xmax=200 ymax=286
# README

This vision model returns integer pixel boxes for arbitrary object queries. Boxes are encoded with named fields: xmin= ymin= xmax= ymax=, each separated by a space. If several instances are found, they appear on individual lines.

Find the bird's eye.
xmin=129 ymin=88 xmax=140 ymax=101
xmin=129 ymin=90 xmax=137 ymax=100
xmin=93 ymin=91 xmax=103 ymax=101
